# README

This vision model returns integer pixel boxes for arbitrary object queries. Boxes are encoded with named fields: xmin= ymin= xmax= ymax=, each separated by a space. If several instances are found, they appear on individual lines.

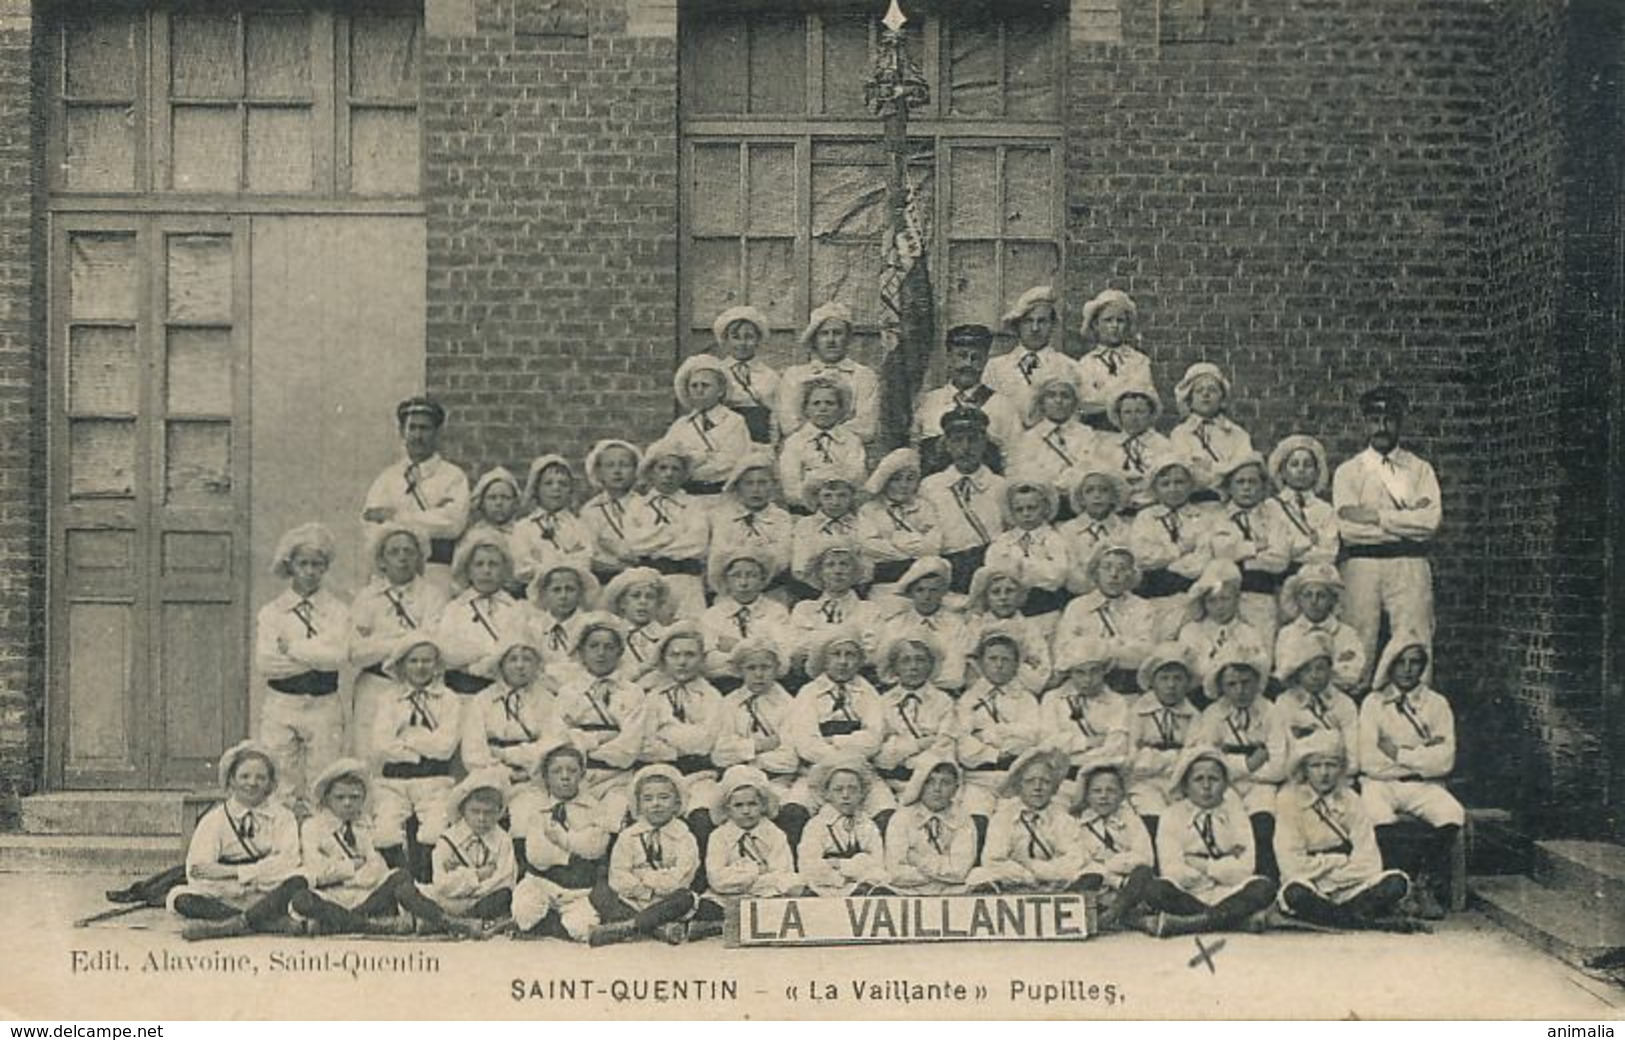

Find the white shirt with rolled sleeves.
xmin=919 ymin=466 xmax=1007 ymax=553
xmin=874 ymin=684 xmax=960 ymax=781
xmin=610 ymin=818 xmax=700 ymax=910
xmin=622 ymin=491 xmax=710 ymax=565
xmin=983 ymin=347 xmax=1081 ymax=423
xmin=790 ymin=511 xmax=861 ymax=581
xmin=640 ymin=676 xmax=726 ymax=769
xmin=1076 ymin=347 xmax=1154 ymax=419
xmin=528 ymin=608 xmax=589 ymax=672
xmin=1124 ymin=694 xmax=1199 ymax=815
xmin=619 ymin=622 xmax=667 ymax=682
xmin=1155 ymin=791 xmax=1259 ymax=903
xmin=778 ymin=360 xmax=881 ymax=444
xmin=882 ymin=608 xmax=970 ymax=689
xmin=300 ymin=809 xmax=392 ymax=909
xmin=580 ymin=491 xmax=640 ymax=575
xmin=787 ymin=592 xmax=882 ymax=661
xmin=706 ymin=819 xmax=798 ymax=897
xmin=459 ymin=681 xmax=559 ymax=780
xmin=797 ymin=805 xmax=888 ymax=895
xmin=954 ymin=681 xmax=1043 ymax=787
xmin=779 ymin=423 xmax=868 ymax=509
xmin=1270 ymin=685 xmax=1361 ymax=776
xmin=1169 ymin=415 xmax=1254 ymax=488
xmin=432 ymin=589 xmax=527 ymax=676
xmin=713 ymin=687 xmax=800 ymax=779
xmin=884 ymin=802 xmax=977 ymax=894
xmin=256 ymin=588 xmax=351 ymax=681
xmin=1076 ymin=805 xmax=1155 ymax=889
xmin=787 ymin=675 xmax=887 ymax=767
xmin=350 ymin=578 xmax=447 ymax=673
xmin=175 ymin=799 xmax=302 ymax=908
xmin=856 ymin=498 xmax=944 ymax=568
xmin=373 ymin=681 xmax=464 ymax=768
xmin=554 ymin=674 xmax=650 ymax=773
xmin=1177 ymin=617 xmax=1272 ymax=683
xmin=720 ymin=357 xmax=780 ymax=417
xmin=913 ymin=384 xmax=1025 ymax=454
xmin=363 ymin=454 xmax=471 ymax=549
xmin=985 ymin=524 xmax=1073 ymax=595
xmin=1275 ymin=783 xmax=1401 ymax=902
xmin=1275 ymin=616 xmax=1366 ymax=696
xmin=700 ymin=597 xmax=790 ymax=678
xmin=1060 ymin=513 xmax=1131 ymax=594
xmin=964 ymin=612 xmax=1054 ymax=694
xmin=967 ymin=800 xmax=1087 ymax=891
xmin=1054 ymin=592 xmax=1156 ymax=674
xmin=511 ymin=792 xmax=611 ymax=936
xmin=708 ymin=503 xmax=794 ymax=580
xmin=425 ymin=821 xmax=516 ymax=914
xmin=1358 ymin=683 xmax=1464 ymax=829
xmin=1266 ymin=490 xmax=1339 ymax=569
xmin=511 ymin=509 xmax=594 ymax=587
xmin=663 ymin=408 xmax=753 ymax=486
xmin=1011 ymin=420 xmax=1099 ymax=493
xmin=1209 ymin=501 xmax=1292 ymax=579
xmin=1130 ymin=504 xmax=1218 ymax=578
xmin=1088 ymin=430 xmax=1170 ymax=510
xmin=1042 ymin=686 xmax=1130 ymax=779
xmin=1189 ymin=700 xmax=1286 ymax=813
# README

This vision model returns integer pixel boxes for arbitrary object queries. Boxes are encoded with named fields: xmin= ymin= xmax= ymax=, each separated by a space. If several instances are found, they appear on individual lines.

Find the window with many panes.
xmin=679 ymin=2 xmax=1065 ymax=368
xmin=52 ymin=5 xmax=421 ymax=198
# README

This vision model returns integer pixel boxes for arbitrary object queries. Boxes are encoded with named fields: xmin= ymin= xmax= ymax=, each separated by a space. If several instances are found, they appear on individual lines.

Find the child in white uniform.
xmin=350 ymin=523 xmax=447 ymax=761
xmin=872 ymin=629 xmax=960 ymax=796
xmin=883 ymin=755 xmax=977 ymax=896
xmin=666 ymin=353 xmax=753 ymax=495
xmin=966 ymin=749 xmax=1092 ymax=894
xmin=511 ymin=454 xmax=593 ymax=590
xmin=710 ymin=305 xmax=780 ymax=445
xmin=436 ymin=532 xmax=529 ymax=697
xmin=511 ymin=744 xmax=613 ymax=941
xmin=372 ymin=635 xmax=463 ymax=879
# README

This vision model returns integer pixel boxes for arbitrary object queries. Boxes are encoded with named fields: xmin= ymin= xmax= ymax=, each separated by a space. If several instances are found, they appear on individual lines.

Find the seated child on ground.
xmin=883 ymin=755 xmax=977 ymax=896
xmin=511 ymin=744 xmax=613 ymax=941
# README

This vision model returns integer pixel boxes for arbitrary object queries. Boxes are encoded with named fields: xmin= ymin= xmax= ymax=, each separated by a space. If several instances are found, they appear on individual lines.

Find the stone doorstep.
xmin=1534 ymin=840 xmax=1625 ymax=907
xmin=1471 ymin=875 xmax=1625 ymax=969
xmin=19 ymin=791 xmax=195 ymax=837
xmin=0 ymin=834 xmax=179 ymax=875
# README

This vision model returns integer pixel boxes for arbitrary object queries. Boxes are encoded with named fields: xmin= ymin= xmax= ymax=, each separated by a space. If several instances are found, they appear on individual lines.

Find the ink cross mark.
xmin=1188 ymin=936 xmax=1226 ymax=973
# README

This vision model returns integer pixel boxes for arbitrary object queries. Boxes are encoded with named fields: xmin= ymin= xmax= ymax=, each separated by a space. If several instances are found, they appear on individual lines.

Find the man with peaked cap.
xmin=911 ymin=324 xmax=1022 ymax=474
xmin=1331 ymin=386 xmax=1441 ymax=690
xmin=363 ymin=396 xmax=471 ymax=596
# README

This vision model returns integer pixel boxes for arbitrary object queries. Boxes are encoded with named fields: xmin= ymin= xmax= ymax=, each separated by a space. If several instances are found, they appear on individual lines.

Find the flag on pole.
xmin=877 ymin=170 xmax=934 ymax=451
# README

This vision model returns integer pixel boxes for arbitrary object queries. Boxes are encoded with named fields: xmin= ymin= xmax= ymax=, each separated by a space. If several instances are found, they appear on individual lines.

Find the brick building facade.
xmin=0 ymin=0 xmax=1618 ymax=840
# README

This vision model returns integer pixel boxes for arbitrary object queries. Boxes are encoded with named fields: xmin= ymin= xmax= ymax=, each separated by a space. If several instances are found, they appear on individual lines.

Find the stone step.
xmin=1471 ymin=874 xmax=1625 ymax=970
xmin=19 ymin=791 xmax=193 ymax=837
xmin=1466 ymin=807 xmax=1533 ymax=876
xmin=1534 ymin=839 xmax=1625 ymax=908
xmin=0 ymin=834 xmax=179 ymax=874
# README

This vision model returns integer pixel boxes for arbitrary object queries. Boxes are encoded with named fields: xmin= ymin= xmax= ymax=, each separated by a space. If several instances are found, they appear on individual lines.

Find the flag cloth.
xmin=877 ymin=170 xmax=934 ymax=451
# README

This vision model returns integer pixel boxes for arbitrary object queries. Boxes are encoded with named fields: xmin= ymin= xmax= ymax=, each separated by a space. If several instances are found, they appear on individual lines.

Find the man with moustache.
xmin=910 ymin=324 xmax=1023 ymax=475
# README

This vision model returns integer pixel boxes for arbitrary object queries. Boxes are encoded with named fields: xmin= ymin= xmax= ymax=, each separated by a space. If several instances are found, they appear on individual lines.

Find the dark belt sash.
xmin=268 ymin=670 xmax=339 ymax=696
xmin=536 ymin=856 xmax=600 ymax=891
xmin=682 ymin=480 xmax=725 ymax=496
xmin=732 ymin=404 xmax=774 ymax=445
xmin=1022 ymin=585 xmax=1071 ymax=616
xmin=819 ymin=719 xmax=863 ymax=738
xmin=1140 ymin=569 xmax=1196 ymax=598
xmin=361 ymin=662 xmax=389 ymax=680
xmin=382 ymin=759 xmax=454 ymax=780
xmin=638 ymin=557 xmax=704 ymax=577
xmin=1343 ymin=541 xmax=1431 ymax=561
xmin=444 ymin=669 xmax=493 ymax=696
xmin=1105 ymin=667 xmax=1141 ymax=694
xmin=1239 ymin=570 xmax=1284 ymax=595
xmin=428 ymin=538 xmax=457 ymax=566
xmin=944 ymin=546 xmax=987 ymax=594
xmin=488 ymin=737 xmax=528 ymax=749
xmin=871 ymin=558 xmax=912 ymax=584
xmin=966 ymin=754 xmax=1019 ymax=773
xmin=875 ymin=764 xmax=913 ymax=783
xmin=671 ymin=754 xmax=716 ymax=775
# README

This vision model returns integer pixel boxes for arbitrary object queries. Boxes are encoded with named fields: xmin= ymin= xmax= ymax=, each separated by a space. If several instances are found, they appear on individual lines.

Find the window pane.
xmin=1004 ymin=146 xmax=1054 ymax=237
xmin=167 ymin=235 xmax=234 ymax=323
xmin=685 ymin=15 xmax=746 ymax=115
xmin=64 ymin=14 xmax=137 ymax=98
xmin=69 ymin=232 xmax=139 ymax=322
xmin=812 ymin=147 xmax=884 ymax=239
xmin=172 ymin=105 xmax=242 ymax=192
xmin=689 ymin=145 xmax=741 ymax=236
xmin=351 ymin=108 xmax=420 ymax=195
xmin=687 ymin=238 xmax=743 ymax=322
xmin=246 ymin=106 xmax=313 ymax=192
xmin=948 ymin=147 xmax=998 ymax=236
xmin=69 ymin=419 xmax=137 ymax=497
xmin=171 ymin=14 xmax=242 ymax=98
xmin=748 ymin=15 xmax=805 ymax=115
xmin=812 ymin=239 xmax=879 ymax=325
xmin=167 ymin=328 xmax=233 ymax=416
xmin=351 ymin=15 xmax=419 ymax=100
xmin=1003 ymin=242 xmax=1059 ymax=307
xmin=64 ymin=106 xmax=137 ymax=192
xmin=820 ymin=15 xmax=870 ymax=115
xmin=246 ymin=14 xmax=310 ymax=98
xmin=747 ymin=145 xmax=796 ymax=234
xmin=68 ymin=326 xmax=138 ymax=416
xmin=166 ymin=421 xmax=233 ymax=502
xmin=745 ymin=238 xmax=797 ymax=327
xmin=948 ymin=21 xmax=1000 ymax=117
xmin=1005 ymin=15 xmax=1059 ymax=118
xmin=947 ymin=241 xmax=998 ymax=328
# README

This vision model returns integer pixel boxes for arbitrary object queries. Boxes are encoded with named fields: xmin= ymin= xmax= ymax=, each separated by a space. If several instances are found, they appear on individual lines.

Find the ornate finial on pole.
xmin=864 ymin=1 xmax=930 ymax=119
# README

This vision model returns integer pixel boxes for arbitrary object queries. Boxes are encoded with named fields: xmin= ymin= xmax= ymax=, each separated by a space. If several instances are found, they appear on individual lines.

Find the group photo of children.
xmin=172 ymin=283 xmax=1463 ymax=949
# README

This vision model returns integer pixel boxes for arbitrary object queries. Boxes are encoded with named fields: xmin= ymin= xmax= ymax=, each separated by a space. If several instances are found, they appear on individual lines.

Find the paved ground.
xmin=0 ymin=871 xmax=1619 ymax=1021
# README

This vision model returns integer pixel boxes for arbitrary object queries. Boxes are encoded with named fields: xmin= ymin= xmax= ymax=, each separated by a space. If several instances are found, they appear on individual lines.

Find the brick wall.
xmin=422 ymin=0 xmax=680 ymax=479
xmin=0 ymin=0 xmax=40 ymax=820
xmin=1480 ymin=0 xmax=1622 ymax=833
xmin=1064 ymin=0 xmax=1498 ymax=790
